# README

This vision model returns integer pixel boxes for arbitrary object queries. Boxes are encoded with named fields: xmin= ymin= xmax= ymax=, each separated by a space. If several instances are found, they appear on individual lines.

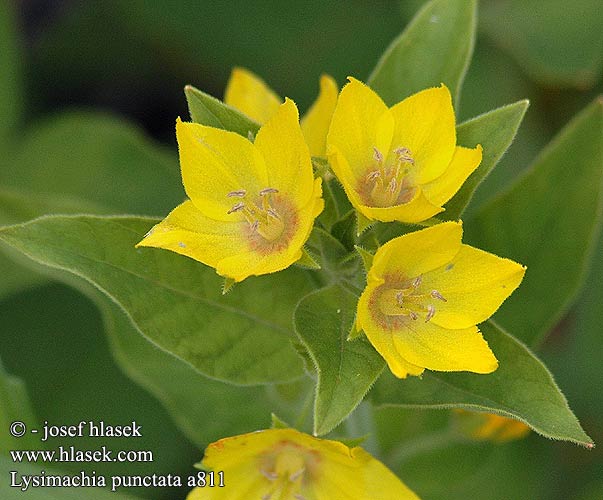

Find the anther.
xmin=409 ymin=311 xmax=418 ymax=321
xmin=227 ymin=202 xmax=245 ymax=214
xmin=262 ymin=495 xmax=272 ymax=500
xmin=259 ymin=187 xmax=279 ymax=196
xmin=395 ymin=147 xmax=415 ymax=165
xmin=431 ymin=290 xmax=447 ymax=302
xmin=388 ymin=178 xmax=397 ymax=193
xmin=395 ymin=291 xmax=404 ymax=306
xmin=260 ymin=469 xmax=279 ymax=481
xmin=250 ymin=220 xmax=259 ymax=231
xmin=425 ymin=305 xmax=436 ymax=322
xmin=289 ymin=467 xmax=305 ymax=481
xmin=367 ymin=170 xmax=381 ymax=181
xmin=411 ymin=276 xmax=422 ymax=288
xmin=373 ymin=147 xmax=384 ymax=163
xmin=266 ymin=208 xmax=280 ymax=219
xmin=227 ymin=190 xmax=247 ymax=197
xmin=294 ymin=495 xmax=308 ymax=500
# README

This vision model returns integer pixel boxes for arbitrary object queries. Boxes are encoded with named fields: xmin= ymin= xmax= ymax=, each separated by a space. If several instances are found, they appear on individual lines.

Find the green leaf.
xmin=1 ymin=112 xmax=182 ymax=216
xmin=467 ymin=98 xmax=603 ymax=346
xmin=0 ymin=1 xmax=22 ymax=151
xmin=296 ymin=247 xmax=321 ymax=270
xmin=442 ymin=100 xmax=530 ymax=220
xmin=368 ymin=0 xmax=477 ymax=105
xmin=0 ymin=215 xmax=313 ymax=385
xmin=481 ymin=0 xmax=603 ymax=88
xmin=184 ymin=84 xmax=260 ymax=137
xmin=370 ymin=321 xmax=592 ymax=447
xmin=100 ymin=299 xmax=277 ymax=447
xmin=0 ymin=359 xmax=39 ymax=453
xmin=294 ymin=286 xmax=385 ymax=435
xmin=354 ymin=245 xmax=374 ymax=274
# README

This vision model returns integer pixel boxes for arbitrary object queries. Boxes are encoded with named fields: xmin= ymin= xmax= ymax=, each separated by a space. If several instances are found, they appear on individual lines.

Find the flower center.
xmin=363 ymin=146 xmax=416 ymax=207
xmin=377 ymin=275 xmax=447 ymax=323
xmin=227 ymin=187 xmax=285 ymax=241
xmin=259 ymin=442 xmax=318 ymax=500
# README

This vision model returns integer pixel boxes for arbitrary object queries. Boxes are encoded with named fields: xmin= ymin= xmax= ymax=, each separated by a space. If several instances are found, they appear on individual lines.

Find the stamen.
xmin=250 ymin=220 xmax=259 ymax=231
xmin=367 ymin=170 xmax=381 ymax=181
xmin=373 ymin=147 xmax=384 ymax=163
xmin=294 ymin=495 xmax=307 ymax=500
xmin=388 ymin=178 xmax=397 ymax=193
xmin=227 ymin=202 xmax=245 ymax=214
xmin=431 ymin=290 xmax=447 ymax=302
xmin=409 ymin=311 xmax=418 ymax=321
xmin=395 ymin=291 xmax=404 ymax=306
xmin=260 ymin=469 xmax=279 ymax=481
xmin=262 ymin=495 xmax=272 ymax=500
xmin=227 ymin=190 xmax=247 ymax=197
xmin=259 ymin=187 xmax=279 ymax=196
xmin=425 ymin=305 xmax=436 ymax=322
xmin=395 ymin=147 xmax=415 ymax=165
xmin=289 ymin=467 xmax=305 ymax=481
xmin=412 ymin=276 xmax=422 ymax=288
xmin=266 ymin=208 xmax=280 ymax=219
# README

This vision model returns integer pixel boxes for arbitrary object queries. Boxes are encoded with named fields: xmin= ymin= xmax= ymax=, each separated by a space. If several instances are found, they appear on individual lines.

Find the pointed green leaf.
xmin=296 ymin=247 xmax=321 ymax=270
xmin=294 ymin=286 xmax=385 ymax=435
xmin=468 ymin=98 xmax=603 ymax=346
xmin=370 ymin=321 xmax=592 ymax=447
xmin=443 ymin=100 xmax=530 ymax=219
xmin=222 ymin=276 xmax=236 ymax=295
xmin=1 ymin=112 xmax=182 ymax=216
xmin=354 ymin=245 xmax=374 ymax=274
xmin=101 ymin=300 xmax=276 ymax=447
xmin=368 ymin=0 xmax=477 ymax=105
xmin=0 ymin=215 xmax=313 ymax=385
xmin=356 ymin=211 xmax=375 ymax=236
xmin=184 ymin=84 xmax=260 ymax=137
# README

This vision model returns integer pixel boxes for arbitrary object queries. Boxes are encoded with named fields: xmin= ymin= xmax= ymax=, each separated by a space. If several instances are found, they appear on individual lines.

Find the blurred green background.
xmin=1 ymin=1 xmax=602 ymax=499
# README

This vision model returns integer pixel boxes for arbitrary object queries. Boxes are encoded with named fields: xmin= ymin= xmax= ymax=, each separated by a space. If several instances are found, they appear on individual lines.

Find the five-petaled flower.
xmin=185 ymin=428 xmax=420 ymax=500
xmin=136 ymin=99 xmax=324 ymax=283
xmin=356 ymin=221 xmax=525 ymax=378
xmin=327 ymin=78 xmax=482 ymax=223
xmin=225 ymin=67 xmax=339 ymax=157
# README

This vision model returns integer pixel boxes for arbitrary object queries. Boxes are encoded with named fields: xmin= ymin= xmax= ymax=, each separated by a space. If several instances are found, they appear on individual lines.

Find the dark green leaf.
xmin=370 ymin=321 xmax=592 ymax=447
xmin=0 ymin=216 xmax=312 ymax=385
xmin=368 ymin=0 xmax=477 ymax=105
xmin=0 ymin=1 xmax=22 ymax=151
xmin=443 ymin=100 xmax=530 ymax=219
xmin=294 ymin=286 xmax=385 ymax=435
xmin=184 ymin=84 xmax=260 ymax=137
xmin=467 ymin=98 xmax=603 ymax=346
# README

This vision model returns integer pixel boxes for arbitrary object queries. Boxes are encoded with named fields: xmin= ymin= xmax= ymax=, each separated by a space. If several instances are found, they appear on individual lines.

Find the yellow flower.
xmin=225 ymin=67 xmax=338 ymax=157
xmin=356 ymin=221 xmax=525 ymax=378
xmin=454 ymin=410 xmax=531 ymax=443
xmin=137 ymin=99 xmax=324 ymax=283
xmin=327 ymin=78 xmax=482 ymax=223
xmin=186 ymin=428 xmax=420 ymax=500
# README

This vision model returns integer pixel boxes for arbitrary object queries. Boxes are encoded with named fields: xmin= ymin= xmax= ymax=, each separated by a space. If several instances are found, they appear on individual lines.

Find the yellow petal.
xmin=216 ymin=180 xmax=323 ymax=282
xmin=135 ymin=200 xmax=245 ymax=271
xmin=357 ymin=287 xmax=424 ymax=379
xmin=224 ymin=67 xmax=281 ymax=124
xmin=300 ymin=74 xmax=339 ymax=157
xmin=192 ymin=428 xmax=419 ymax=500
xmin=421 ymin=244 xmax=526 ymax=330
xmin=176 ymin=118 xmax=268 ymax=220
xmin=368 ymin=221 xmax=463 ymax=282
xmin=393 ymin=322 xmax=498 ymax=373
xmin=389 ymin=85 xmax=456 ymax=185
xmin=327 ymin=77 xmax=393 ymax=181
xmin=254 ymin=99 xmax=316 ymax=208
xmin=422 ymin=145 xmax=482 ymax=207
xmin=357 ymin=187 xmax=443 ymax=223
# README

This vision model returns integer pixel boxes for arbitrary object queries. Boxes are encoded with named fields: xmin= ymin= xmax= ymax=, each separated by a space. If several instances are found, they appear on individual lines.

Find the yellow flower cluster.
xmin=137 ymin=68 xmax=528 ymax=499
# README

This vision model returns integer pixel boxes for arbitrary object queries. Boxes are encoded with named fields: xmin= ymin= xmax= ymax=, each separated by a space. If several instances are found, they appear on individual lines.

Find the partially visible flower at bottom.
xmin=454 ymin=410 xmax=531 ymax=443
xmin=186 ymin=428 xmax=420 ymax=499
xmin=357 ymin=221 xmax=526 ymax=378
